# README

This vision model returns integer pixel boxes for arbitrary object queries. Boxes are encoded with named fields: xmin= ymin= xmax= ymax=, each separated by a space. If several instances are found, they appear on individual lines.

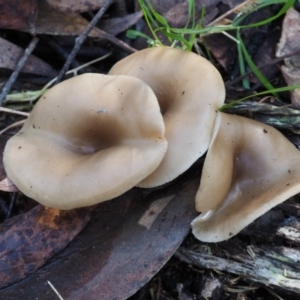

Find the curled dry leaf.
xmin=0 ymin=37 xmax=57 ymax=77
xmin=276 ymin=8 xmax=300 ymax=107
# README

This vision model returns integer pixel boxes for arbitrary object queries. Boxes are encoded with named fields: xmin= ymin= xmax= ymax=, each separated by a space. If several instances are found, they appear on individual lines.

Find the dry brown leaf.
xmin=0 ymin=178 xmax=18 ymax=192
xmin=0 ymin=0 xmax=37 ymax=33
xmin=34 ymin=0 xmax=106 ymax=37
xmin=135 ymin=0 xmax=183 ymax=14
xmin=0 ymin=37 xmax=57 ymax=77
xmin=46 ymin=0 xmax=106 ymax=13
xmin=0 ymin=171 xmax=199 ymax=299
xmin=99 ymin=11 xmax=143 ymax=36
xmin=0 ymin=204 xmax=94 ymax=289
xmin=276 ymin=8 xmax=300 ymax=107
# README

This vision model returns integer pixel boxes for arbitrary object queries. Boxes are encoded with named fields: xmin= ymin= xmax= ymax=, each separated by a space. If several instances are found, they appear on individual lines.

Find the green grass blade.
xmin=126 ymin=30 xmax=155 ymax=44
xmin=237 ymin=30 xmax=276 ymax=94
xmin=236 ymin=0 xmax=295 ymax=28
xmin=221 ymin=84 xmax=300 ymax=111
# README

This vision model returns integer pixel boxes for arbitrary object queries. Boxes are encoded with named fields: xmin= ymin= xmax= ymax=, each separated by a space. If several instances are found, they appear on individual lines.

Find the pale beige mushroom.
xmin=4 ymin=73 xmax=167 ymax=210
xmin=109 ymin=46 xmax=225 ymax=187
xmin=192 ymin=111 xmax=300 ymax=242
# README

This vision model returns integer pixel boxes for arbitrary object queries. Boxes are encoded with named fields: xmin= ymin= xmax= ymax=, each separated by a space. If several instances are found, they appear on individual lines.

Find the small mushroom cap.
xmin=4 ymin=73 xmax=167 ymax=210
xmin=192 ymin=111 xmax=300 ymax=242
xmin=109 ymin=47 xmax=225 ymax=187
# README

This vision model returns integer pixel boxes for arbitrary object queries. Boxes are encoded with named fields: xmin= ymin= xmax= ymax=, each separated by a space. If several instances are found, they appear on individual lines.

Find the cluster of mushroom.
xmin=4 ymin=47 xmax=300 ymax=243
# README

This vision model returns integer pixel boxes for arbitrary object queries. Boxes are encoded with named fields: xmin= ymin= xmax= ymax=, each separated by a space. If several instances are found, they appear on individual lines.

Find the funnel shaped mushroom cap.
xmin=109 ymin=47 xmax=225 ymax=187
xmin=4 ymin=74 xmax=167 ymax=210
xmin=192 ymin=112 xmax=300 ymax=242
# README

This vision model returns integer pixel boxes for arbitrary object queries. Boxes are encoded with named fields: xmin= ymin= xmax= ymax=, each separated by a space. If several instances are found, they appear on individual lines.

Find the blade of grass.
xmin=221 ymin=84 xmax=300 ymax=111
xmin=237 ymin=29 xmax=276 ymax=95
xmin=235 ymin=0 xmax=295 ymax=28
xmin=138 ymin=0 xmax=162 ymax=46
xmin=126 ymin=30 xmax=155 ymax=45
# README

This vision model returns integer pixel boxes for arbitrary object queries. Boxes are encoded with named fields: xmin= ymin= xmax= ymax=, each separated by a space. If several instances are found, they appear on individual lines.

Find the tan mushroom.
xmin=109 ymin=46 xmax=225 ymax=187
xmin=3 ymin=73 xmax=167 ymax=210
xmin=192 ymin=111 xmax=300 ymax=242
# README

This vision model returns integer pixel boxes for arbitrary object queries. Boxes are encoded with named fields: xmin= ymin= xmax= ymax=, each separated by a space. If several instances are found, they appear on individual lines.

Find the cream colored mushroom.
xmin=3 ymin=73 xmax=167 ymax=210
xmin=192 ymin=111 xmax=300 ymax=242
xmin=109 ymin=46 xmax=225 ymax=187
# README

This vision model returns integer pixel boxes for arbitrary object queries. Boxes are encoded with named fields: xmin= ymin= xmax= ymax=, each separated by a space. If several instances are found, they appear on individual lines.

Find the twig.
xmin=100 ymin=30 xmax=137 ymax=53
xmin=47 ymin=281 xmax=64 ymax=300
xmin=0 ymin=107 xmax=30 ymax=117
xmin=0 ymin=120 xmax=27 ymax=135
xmin=0 ymin=37 xmax=39 ymax=106
xmin=56 ymin=0 xmax=114 ymax=84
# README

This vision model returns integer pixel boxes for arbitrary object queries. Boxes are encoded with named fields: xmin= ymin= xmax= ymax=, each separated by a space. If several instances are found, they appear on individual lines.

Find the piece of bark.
xmin=224 ymin=101 xmax=300 ymax=133
xmin=0 ymin=170 xmax=199 ymax=300
xmin=176 ymin=242 xmax=300 ymax=294
xmin=176 ymin=197 xmax=300 ymax=294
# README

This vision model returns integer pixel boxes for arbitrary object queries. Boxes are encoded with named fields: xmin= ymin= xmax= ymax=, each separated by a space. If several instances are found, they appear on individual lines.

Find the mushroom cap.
xmin=109 ymin=47 xmax=225 ymax=187
xmin=192 ymin=111 xmax=300 ymax=242
xmin=4 ymin=73 xmax=167 ymax=210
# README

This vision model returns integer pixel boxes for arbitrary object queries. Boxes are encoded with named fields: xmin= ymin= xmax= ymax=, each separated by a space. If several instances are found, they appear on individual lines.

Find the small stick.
xmin=47 ymin=281 xmax=64 ymax=300
xmin=0 ymin=107 xmax=30 ymax=117
xmin=0 ymin=36 xmax=39 ymax=106
xmin=101 ymin=30 xmax=137 ymax=53
xmin=0 ymin=120 xmax=26 ymax=135
xmin=56 ymin=0 xmax=114 ymax=84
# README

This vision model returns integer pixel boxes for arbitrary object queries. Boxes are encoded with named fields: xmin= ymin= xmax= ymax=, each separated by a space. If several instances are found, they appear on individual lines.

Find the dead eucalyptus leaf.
xmin=46 ymin=0 xmax=106 ymax=13
xmin=0 ymin=204 xmax=94 ymax=289
xmin=0 ymin=37 xmax=57 ymax=77
xmin=276 ymin=8 xmax=300 ymax=107
xmin=0 ymin=0 xmax=37 ymax=33
xmin=34 ymin=0 xmax=105 ymax=37
xmin=99 ymin=11 xmax=143 ymax=36
xmin=0 ymin=171 xmax=199 ymax=300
